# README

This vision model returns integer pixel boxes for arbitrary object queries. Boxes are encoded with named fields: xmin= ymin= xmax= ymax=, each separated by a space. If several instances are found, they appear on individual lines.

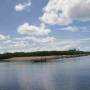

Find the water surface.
xmin=0 ymin=56 xmax=90 ymax=90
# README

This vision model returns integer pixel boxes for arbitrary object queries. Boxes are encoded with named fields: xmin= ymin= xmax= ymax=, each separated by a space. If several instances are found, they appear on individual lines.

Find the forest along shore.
xmin=5 ymin=54 xmax=88 ymax=62
xmin=0 ymin=50 xmax=90 ymax=62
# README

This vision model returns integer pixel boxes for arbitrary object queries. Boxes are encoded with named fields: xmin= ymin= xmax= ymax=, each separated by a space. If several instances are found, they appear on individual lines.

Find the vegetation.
xmin=0 ymin=49 xmax=90 ymax=60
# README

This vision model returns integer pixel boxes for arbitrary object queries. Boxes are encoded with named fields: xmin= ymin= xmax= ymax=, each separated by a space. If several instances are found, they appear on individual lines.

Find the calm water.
xmin=0 ymin=56 xmax=90 ymax=90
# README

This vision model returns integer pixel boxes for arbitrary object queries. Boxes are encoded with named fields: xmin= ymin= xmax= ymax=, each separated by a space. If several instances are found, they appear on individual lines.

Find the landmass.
xmin=0 ymin=49 xmax=90 ymax=62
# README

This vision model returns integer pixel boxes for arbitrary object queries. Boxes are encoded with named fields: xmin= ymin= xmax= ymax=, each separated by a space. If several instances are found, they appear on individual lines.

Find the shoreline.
xmin=4 ymin=54 xmax=88 ymax=62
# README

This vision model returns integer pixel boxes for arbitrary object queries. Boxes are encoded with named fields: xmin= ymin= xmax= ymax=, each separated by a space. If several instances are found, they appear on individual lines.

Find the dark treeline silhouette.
xmin=0 ymin=49 xmax=90 ymax=60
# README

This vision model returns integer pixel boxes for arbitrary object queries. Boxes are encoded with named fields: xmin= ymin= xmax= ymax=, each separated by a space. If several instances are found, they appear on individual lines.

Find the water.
xmin=0 ymin=56 xmax=90 ymax=90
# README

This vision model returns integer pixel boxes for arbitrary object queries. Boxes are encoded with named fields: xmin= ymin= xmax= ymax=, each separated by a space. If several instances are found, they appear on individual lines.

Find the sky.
xmin=0 ymin=0 xmax=90 ymax=53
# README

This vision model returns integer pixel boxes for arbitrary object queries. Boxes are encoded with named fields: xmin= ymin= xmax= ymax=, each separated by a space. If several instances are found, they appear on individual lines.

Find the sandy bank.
xmin=6 ymin=56 xmax=60 ymax=62
xmin=5 ymin=54 xmax=87 ymax=62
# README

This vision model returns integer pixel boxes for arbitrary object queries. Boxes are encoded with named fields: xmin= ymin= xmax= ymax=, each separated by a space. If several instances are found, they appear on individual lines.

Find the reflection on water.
xmin=0 ymin=56 xmax=90 ymax=90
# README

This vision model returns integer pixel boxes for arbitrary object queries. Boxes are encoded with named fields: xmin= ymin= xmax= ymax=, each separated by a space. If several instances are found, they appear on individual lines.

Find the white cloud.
xmin=15 ymin=1 xmax=31 ymax=11
xmin=61 ymin=26 xmax=90 ymax=32
xmin=0 ymin=34 xmax=9 ymax=40
xmin=17 ymin=23 xmax=51 ymax=36
xmin=51 ymin=38 xmax=90 ymax=51
xmin=0 ymin=36 xmax=90 ymax=53
xmin=0 ymin=35 xmax=56 ymax=53
xmin=40 ymin=0 xmax=90 ymax=25
xmin=61 ymin=26 xmax=79 ymax=32
xmin=14 ymin=36 xmax=56 ymax=45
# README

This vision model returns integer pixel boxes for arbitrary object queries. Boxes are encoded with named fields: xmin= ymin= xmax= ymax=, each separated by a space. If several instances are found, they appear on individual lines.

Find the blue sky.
xmin=0 ymin=0 xmax=47 ymax=34
xmin=0 ymin=0 xmax=90 ymax=53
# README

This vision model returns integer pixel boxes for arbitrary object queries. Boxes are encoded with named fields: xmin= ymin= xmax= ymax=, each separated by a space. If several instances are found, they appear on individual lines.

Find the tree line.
xmin=0 ymin=49 xmax=90 ymax=60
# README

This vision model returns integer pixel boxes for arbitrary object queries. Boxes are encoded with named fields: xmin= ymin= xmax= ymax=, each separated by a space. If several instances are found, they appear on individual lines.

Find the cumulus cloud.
xmin=15 ymin=1 xmax=31 ymax=11
xmin=40 ymin=0 xmax=90 ymax=25
xmin=17 ymin=23 xmax=51 ymax=36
